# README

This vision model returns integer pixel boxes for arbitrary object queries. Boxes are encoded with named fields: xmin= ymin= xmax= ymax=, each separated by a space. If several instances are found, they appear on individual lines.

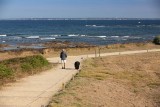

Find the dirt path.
xmin=0 ymin=49 xmax=160 ymax=107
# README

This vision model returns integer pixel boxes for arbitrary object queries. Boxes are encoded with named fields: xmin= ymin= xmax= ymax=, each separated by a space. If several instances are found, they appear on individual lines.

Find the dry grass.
xmin=0 ymin=42 xmax=159 ymax=60
xmin=44 ymin=42 xmax=160 ymax=58
xmin=49 ymin=52 xmax=160 ymax=107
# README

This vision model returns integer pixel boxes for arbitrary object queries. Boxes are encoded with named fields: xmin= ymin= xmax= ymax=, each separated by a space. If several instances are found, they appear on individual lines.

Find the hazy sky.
xmin=0 ymin=0 xmax=160 ymax=18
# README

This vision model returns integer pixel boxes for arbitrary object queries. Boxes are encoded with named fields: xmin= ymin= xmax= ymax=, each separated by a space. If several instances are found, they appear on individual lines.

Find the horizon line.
xmin=1 ymin=18 xmax=160 ymax=20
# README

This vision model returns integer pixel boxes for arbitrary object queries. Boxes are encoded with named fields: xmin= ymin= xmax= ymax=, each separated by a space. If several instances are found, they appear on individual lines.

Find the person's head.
xmin=62 ymin=49 xmax=65 ymax=52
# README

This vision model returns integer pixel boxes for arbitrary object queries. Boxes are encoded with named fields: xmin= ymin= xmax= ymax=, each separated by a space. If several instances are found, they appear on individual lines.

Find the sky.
xmin=0 ymin=0 xmax=160 ymax=19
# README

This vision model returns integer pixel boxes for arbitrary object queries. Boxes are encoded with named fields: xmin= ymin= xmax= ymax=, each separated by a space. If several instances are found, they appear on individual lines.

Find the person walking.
xmin=60 ymin=49 xmax=67 ymax=69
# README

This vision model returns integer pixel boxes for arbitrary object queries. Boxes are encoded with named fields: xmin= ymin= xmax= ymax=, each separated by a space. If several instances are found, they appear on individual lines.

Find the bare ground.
xmin=49 ymin=52 xmax=160 ymax=107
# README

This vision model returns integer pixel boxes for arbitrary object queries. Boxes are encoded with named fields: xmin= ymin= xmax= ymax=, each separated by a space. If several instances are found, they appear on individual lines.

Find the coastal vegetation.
xmin=49 ymin=52 xmax=160 ymax=107
xmin=153 ymin=35 xmax=160 ymax=45
xmin=0 ymin=42 xmax=159 ymax=60
xmin=43 ymin=42 xmax=160 ymax=58
xmin=0 ymin=55 xmax=53 ymax=86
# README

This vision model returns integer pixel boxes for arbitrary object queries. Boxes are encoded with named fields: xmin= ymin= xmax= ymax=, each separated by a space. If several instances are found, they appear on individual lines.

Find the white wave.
xmin=40 ymin=37 xmax=56 ymax=40
xmin=88 ymin=36 xmax=106 ymax=38
xmin=94 ymin=25 xmax=105 ymax=27
xmin=86 ymin=25 xmax=96 ymax=27
xmin=2 ymin=41 xmax=6 ymax=43
xmin=68 ymin=34 xmax=79 ymax=37
xmin=85 ymin=25 xmax=105 ymax=27
xmin=122 ymin=36 xmax=130 ymax=38
xmin=98 ymin=36 xmax=106 ymax=38
xmin=80 ymin=35 xmax=87 ymax=37
xmin=137 ymin=25 xmax=146 ymax=27
xmin=111 ymin=36 xmax=119 ymax=38
xmin=26 ymin=36 xmax=40 ymax=39
xmin=0 ymin=34 xmax=7 ymax=37
xmin=50 ymin=35 xmax=61 ymax=37
xmin=85 ymin=25 xmax=94 ymax=27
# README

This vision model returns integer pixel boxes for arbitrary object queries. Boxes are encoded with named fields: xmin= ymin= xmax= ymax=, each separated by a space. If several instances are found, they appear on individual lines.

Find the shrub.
xmin=0 ymin=55 xmax=52 ymax=86
xmin=0 ymin=64 xmax=13 ymax=78
xmin=26 ymin=55 xmax=49 ymax=69
xmin=153 ymin=36 xmax=160 ymax=45
xmin=21 ymin=63 xmax=32 ymax=72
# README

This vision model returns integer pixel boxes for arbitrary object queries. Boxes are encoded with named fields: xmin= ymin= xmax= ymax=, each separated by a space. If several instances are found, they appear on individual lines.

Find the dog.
xmin=74 ymin=61 xmax=80 ymax=70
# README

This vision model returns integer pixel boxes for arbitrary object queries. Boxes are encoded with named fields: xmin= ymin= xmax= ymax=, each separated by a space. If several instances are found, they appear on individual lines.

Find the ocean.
xmin=0 ymin=20 xmax=160 ymax=46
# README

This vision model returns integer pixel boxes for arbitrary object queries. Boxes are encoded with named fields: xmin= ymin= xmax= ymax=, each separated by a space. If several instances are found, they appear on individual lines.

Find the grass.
xmin=48 ymin=52 xmax=160 ymax=107
xmin=147 ymin=82 xmax=160 ymax=88
xmin=43 ymin=42 xmax=160 ymax=58
xmin=0 ymin=64 xmax=13 ymax=78
xmin=0 ymin=55 xmax=54 ymax=86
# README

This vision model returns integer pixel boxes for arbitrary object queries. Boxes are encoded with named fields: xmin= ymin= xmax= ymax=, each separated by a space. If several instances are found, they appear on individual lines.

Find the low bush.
xmin=153 ymin=36 xmax=160 ymax=45
xmin=0 ymin=64 xmax=13 ymax=79
xmin=21 ymin=63 xmax=32 ymax=72
xmin=0 ymin=55 xmax=52 ymax=85
xmin=21 ymin=55 xmax=50 ymax=72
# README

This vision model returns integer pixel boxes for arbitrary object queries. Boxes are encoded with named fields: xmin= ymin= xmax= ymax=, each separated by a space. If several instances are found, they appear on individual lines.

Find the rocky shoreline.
xmin=0 ymin=41 xmax=95 ymax=51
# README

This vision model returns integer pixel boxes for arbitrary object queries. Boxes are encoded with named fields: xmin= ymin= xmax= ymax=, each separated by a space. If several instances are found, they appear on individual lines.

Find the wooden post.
xmin=99 ymin=48 xmax=101 ymax=57
xmin=95 ymin=49 xmax=97 ymax=57
xmin=62 ymin=83 xmax=65 ymax=90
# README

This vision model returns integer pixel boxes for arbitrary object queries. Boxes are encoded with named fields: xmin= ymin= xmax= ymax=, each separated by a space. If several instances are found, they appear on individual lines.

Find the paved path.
xmin=0 ymin=49 xmax=160 ymax=107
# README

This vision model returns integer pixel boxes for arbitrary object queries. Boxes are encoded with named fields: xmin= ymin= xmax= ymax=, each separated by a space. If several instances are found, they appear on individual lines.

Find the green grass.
xmin=0 ymin=64 xmax=13 ymax=78
xmin=0 ymin=55 xmax=53 ymax=86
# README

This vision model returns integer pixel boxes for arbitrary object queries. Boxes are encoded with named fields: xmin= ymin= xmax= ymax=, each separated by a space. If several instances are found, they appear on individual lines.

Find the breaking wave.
xmin=25 ymin=36 xmax=40 ymax=39
xmin=85 ymin=25 xmax=105 ymax=27
xmin=0 ymin=34 xmax=7 ymax=37
xmin=40 ymin=37 xmax=56 ymax=40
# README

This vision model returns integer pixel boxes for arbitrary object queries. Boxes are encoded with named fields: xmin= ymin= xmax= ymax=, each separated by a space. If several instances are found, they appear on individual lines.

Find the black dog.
xmin=74 ymin=61 xmax=80 ymax=70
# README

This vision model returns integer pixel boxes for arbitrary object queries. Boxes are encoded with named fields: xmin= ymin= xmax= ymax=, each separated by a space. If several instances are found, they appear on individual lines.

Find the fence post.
xmin=95 ymin=49 xmax=97 ymax=57
xmin=62 ymin=83 xmax=65 ymax=90
xmin=99 ymin=48 xmax=101 ymax=57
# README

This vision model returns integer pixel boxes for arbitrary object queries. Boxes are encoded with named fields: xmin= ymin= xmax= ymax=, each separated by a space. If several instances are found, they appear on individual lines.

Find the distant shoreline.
xmin=1 ymin=18 xmax=160 ymax=21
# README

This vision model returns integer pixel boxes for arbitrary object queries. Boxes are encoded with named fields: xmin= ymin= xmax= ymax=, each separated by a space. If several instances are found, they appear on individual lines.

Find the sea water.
xmin=0 ymin=20 xmax=160 ymax=46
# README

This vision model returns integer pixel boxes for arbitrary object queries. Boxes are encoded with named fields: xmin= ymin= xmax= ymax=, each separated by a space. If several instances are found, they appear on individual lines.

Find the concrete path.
xmin=0 ymin=49 xmax=160 ymax=107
